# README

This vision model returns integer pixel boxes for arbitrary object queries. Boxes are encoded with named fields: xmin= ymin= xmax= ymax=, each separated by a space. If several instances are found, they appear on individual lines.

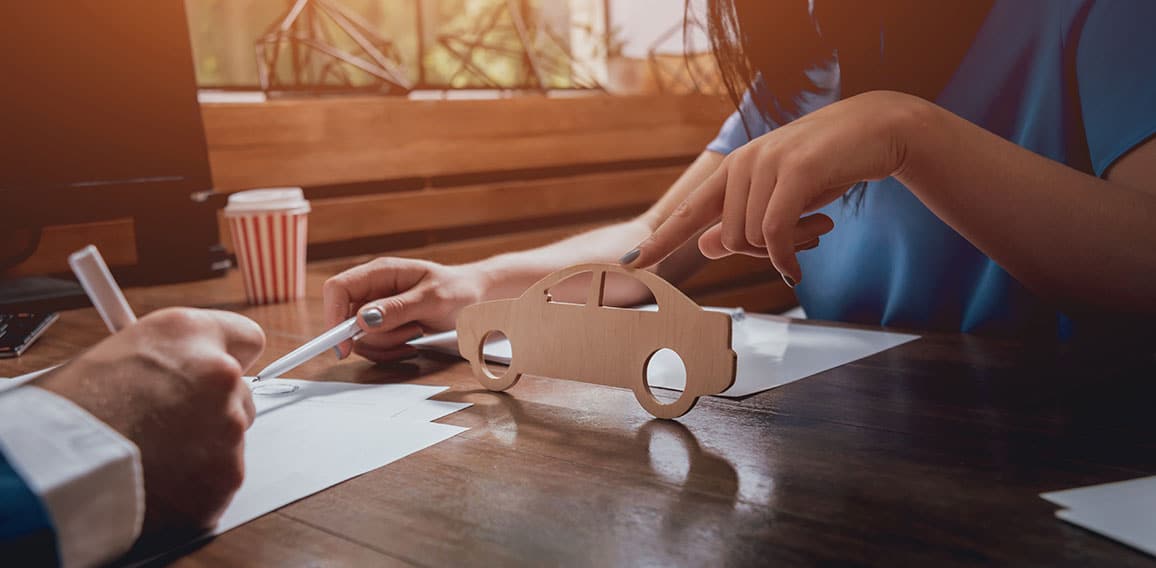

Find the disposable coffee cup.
xmin=224 ymin=188 xmax=310 ymax=305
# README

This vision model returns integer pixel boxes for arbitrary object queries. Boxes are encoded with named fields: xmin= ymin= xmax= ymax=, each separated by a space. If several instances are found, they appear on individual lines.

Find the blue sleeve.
xmin=706 ymin=61 xmax=842 ymax=156
xmin=705 ymin=85 xmax=777 ymax=156
xmin=0 ymin=450 xmax=60 ymax=566
xmin=1075 ymin=0 xmax=1156 ymax=176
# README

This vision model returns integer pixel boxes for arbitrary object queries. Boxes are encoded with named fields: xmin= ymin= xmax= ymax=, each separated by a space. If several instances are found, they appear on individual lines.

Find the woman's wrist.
xmin=889 ymin=92 xmax=946 ymax=192
xmin=459 ymin=253 xmax=530 ymax=303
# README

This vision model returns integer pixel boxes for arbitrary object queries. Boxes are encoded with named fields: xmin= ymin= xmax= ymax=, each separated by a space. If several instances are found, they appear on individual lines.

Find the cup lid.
xmin=224 ymin=187 xmax=310 ymax=215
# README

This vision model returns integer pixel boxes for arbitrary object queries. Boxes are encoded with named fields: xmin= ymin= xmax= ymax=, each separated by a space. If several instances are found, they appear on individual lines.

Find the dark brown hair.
xmin=700 ymin=0 xmax=831 ymax=128
xmin=700 ymin=0 xmax=995 ymax=129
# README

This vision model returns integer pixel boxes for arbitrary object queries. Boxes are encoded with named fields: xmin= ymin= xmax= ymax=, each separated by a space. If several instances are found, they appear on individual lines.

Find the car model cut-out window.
xmin=531 ymin=264 xmax=691 ymax=312
xmin=541 ymin=270 xmax=594 ymax=306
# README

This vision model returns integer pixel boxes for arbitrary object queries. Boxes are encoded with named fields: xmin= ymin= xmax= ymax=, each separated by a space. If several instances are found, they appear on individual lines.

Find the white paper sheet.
xmin=207 ymin=379 xmax=470 ymax=533
xmin=1041 ymin=475 xmax=1156 ymax=511
xmin=1055 ymin=506 xmax=1156 ymax=557
xmin=249 ymin=378 xmax=448 ymax=417
xmin=218 ymin=396 xmax=466 ymax=533
xmin=1041 ymin=476 xmax=1156 ymax=558
xmin=393 ymin=400 xmax=473 ymax=423
xmin=412 ymin=307 xmax=919 ymax=397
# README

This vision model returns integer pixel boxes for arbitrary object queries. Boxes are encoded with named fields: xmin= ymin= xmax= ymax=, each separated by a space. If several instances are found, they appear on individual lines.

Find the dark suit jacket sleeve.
xmin=0 ymin=448 xmax=59 ymax=566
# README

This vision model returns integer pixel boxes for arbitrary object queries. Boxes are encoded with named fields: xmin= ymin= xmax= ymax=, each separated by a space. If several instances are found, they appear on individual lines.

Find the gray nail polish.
xmin=618 ymin=248 xmax=641 ymax=265
xmin=782 ymin=274 xmax=797 ymax=289
xmin=332 ymin=345 xmax=344 ymax=360
xmin=361 ymin=307 xmax=384 ymax=328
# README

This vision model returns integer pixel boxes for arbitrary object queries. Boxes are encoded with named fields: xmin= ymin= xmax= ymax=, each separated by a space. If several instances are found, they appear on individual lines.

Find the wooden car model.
xmin=456 ymin=263 xmax=736 ymax=419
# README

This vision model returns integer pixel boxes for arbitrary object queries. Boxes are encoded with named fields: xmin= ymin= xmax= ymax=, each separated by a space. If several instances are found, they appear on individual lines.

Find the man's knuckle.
xmin=200 ymin=354 xmax=243 ymax=386
xmin=150 ymin=308 xmax=202 ymax=335
xmin=236 ymin=318 xmax=266 ymax=352
xmin=224 ymin=411 xmax=248 ymax=442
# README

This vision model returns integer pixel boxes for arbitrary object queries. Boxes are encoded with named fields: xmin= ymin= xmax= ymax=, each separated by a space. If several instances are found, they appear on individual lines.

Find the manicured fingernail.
xmin=782 ymin=274 xmax=797 ymax=289
xmin=618 ymin=248 xmax=641 ymax=265
xmin=360 ymin=307 xmax=384 ymax=328
xmin=332 ymin=345 xmax=345 ymax=360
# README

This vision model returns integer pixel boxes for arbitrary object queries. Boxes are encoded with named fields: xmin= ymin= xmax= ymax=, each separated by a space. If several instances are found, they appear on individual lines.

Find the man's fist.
xmin=35 ymin=308 xmax=265 ymax=533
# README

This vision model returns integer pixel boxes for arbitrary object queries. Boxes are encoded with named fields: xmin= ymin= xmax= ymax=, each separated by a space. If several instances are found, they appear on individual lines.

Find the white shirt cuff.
xmin=0 ymin=386 xmax=144 ymax=568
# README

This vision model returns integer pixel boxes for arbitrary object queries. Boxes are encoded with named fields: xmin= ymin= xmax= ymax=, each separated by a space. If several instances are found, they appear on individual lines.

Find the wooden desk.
xmin=3 ymin=259 xmax=1155 ymax=566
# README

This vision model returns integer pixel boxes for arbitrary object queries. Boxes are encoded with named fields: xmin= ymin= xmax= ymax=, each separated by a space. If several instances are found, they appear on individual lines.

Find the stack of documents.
xmin=1041 ymin=476 xmax=1156 ymax=557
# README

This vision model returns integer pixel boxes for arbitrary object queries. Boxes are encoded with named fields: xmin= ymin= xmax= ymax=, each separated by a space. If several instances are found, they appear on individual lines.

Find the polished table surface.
xmin=3 ymin=258 xmax=1155 ymax=567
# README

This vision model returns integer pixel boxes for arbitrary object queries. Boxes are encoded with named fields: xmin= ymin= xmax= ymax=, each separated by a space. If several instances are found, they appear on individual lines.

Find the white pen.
xmin=252 ymin=316 xmax=365 ymax=382
xmin=68 ymin=245 xmax=137 ymax=333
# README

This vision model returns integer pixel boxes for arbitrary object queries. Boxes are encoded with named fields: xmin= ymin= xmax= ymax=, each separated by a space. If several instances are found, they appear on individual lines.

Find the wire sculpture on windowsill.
xmin=645 ymin=18 xmax=723 ymax=95
xmin=256 ymin=0 xmax=412 ymax=95
xmin=434 ymin=0 xmax=604 ymax=92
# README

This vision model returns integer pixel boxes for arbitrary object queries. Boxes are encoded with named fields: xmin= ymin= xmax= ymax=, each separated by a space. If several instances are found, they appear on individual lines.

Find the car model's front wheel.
xmin=634 ymin=347 xmax=701 ymax=419
xmin=474 ymin=329 xmax=522 ymax=391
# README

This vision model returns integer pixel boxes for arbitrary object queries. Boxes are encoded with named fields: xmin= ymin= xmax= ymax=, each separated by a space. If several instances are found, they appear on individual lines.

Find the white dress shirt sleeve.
xmin=0 ymin=385 xmax=144 ymax=568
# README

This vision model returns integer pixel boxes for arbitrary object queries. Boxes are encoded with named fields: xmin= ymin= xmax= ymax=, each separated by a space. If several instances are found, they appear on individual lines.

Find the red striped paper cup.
xmin=224 ymin=188 xmax=310 ymax=305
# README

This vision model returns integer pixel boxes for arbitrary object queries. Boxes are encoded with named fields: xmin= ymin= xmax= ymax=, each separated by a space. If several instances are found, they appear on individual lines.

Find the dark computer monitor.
xmin=0 ymin=1 xmax=223 ymax=287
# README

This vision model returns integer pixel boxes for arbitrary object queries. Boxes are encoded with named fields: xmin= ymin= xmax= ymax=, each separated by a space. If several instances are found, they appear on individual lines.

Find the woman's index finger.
xmin=627 ymin=166 xmax=728 ymax=268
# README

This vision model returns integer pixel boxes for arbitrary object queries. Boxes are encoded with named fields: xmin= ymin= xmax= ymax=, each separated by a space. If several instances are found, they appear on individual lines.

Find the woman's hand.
xmin=622 ymin=90 xmax=927 ymax=286
xmin=322 ymin=258 xmax=486 ymax=362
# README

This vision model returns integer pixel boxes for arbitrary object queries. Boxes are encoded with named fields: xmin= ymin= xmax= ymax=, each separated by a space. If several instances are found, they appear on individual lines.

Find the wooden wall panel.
xmin=310 ymin=167 xmax=680 ymax=243
xmin=202 ymin=94 xmax=731 ymax=191
xmin=216 ymin=166 xmax=682 ymax=250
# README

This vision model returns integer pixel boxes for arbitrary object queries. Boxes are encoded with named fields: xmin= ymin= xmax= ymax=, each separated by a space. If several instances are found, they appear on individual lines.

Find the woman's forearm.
xmin=897 ymin=98 xmax=1156 ymax=314
xmin=467 ymin=152 xmax=722 ymax=305
xmin=472 ymin=219 xmax=655 ymax=305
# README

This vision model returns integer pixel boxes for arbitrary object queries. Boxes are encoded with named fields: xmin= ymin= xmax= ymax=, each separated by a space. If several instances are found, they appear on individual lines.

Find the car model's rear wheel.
xmin=635 ymin=347 xmax=700 ymax=419
xmin=475 ymin=329 xmax=521 ymax=391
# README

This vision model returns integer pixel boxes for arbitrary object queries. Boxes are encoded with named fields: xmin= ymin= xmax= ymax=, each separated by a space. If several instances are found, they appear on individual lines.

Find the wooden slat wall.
xmin=217 ymin=166 xmax=683 ymax=249
xmin=202 ymin=94 xmax=732 ymax=191
xmin=7 ymin=94 xmax=796 ymax=314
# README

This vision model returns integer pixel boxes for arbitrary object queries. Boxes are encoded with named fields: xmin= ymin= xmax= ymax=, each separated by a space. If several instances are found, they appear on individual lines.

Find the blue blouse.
xmin=707 ymin=0 xmax=1156 ymax=336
